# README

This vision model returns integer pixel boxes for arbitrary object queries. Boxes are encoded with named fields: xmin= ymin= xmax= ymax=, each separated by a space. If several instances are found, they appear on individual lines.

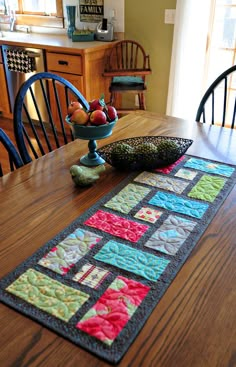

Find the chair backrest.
xmin=0 ymin=128 xmax=24 ymax=177
xmin=14 ymin=72 xmax=90 ymax=164
xmin=104 ymin=40 xmax=151 ymax=79
xmin=196 ymin=65 xmax=236 ymax=128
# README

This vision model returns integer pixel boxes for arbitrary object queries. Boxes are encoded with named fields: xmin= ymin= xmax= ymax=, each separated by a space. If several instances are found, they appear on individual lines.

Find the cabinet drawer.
xmin=46 ymin=52 xmax=82 ymax=75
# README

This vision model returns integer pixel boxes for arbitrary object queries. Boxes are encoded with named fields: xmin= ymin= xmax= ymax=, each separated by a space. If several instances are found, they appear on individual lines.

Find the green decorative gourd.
xmin=111 ymin=143 xmax=135 ymax=164
xmin=155 ymin=140 xmax=179 ymax=162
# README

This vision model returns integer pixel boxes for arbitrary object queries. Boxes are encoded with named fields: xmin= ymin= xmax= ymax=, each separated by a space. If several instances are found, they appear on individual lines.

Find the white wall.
xmin=63 ymin=0 xmax=124 ymax=32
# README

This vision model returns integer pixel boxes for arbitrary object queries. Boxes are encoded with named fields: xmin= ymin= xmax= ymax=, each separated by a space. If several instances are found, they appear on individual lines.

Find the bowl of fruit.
xmin=66 ymin=96 xmax=118 ymax=140
xmin=66 ymin=96 xmax=118 ymax=166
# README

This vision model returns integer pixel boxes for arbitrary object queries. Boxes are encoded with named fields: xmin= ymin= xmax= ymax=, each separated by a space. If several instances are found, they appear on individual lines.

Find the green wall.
xmin=125 ymin=0 xmax=176 ymax=114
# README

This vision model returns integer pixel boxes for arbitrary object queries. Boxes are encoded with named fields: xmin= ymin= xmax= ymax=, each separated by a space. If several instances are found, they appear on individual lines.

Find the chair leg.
xmin=110 ymin=92 xmax=115 ymax=106
xmin=138 ymin=93 xmax=146 ymax=110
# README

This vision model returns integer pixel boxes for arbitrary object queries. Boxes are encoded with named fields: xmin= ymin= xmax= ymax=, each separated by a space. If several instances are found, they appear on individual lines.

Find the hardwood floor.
xmin=1 ymin=117 xmax=15 ymax=141
xmin=0 ymin=117 xmax=17 ymax=176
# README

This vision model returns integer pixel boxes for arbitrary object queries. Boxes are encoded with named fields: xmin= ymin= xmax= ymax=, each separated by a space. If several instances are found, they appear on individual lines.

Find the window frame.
xmin=0 ymin=0 xmax=64 ymax=28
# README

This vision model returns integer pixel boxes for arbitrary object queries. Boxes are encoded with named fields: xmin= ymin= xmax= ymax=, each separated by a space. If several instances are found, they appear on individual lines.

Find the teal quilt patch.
xmin=149 ymin=191 xmax=209 ymax=219
xmin=94 ymin=240 xmax=170 ymax=281
xmin=184 ymin=157 xmax=235 ymax=177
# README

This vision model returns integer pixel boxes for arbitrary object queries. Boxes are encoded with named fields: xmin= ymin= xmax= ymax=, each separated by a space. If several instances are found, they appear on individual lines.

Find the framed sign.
xmin=79 ymin=0 xmax=104 ymax=23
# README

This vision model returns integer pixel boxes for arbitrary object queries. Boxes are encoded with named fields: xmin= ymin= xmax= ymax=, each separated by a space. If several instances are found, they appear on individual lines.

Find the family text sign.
xmin=79 ymin=0 xmax=104 ymax=23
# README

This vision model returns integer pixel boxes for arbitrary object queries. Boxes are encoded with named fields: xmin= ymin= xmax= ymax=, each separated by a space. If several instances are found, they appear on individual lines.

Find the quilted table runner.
xmin=0 ymin=155 xmax=236 ymax=364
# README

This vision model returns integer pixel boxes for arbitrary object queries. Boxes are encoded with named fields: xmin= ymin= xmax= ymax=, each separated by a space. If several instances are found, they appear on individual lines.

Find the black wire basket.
xmin=97 ymin=136 xmax=193 ymax=170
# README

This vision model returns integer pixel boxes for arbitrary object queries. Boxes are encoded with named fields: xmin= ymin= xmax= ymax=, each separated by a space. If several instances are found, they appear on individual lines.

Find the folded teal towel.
xmin=112 ymin=76 xmax=144 ymax=84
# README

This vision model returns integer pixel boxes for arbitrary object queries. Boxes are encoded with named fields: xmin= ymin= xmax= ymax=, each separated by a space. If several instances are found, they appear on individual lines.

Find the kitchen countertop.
xmin=0 ymin=31 xmax=117 ymax=53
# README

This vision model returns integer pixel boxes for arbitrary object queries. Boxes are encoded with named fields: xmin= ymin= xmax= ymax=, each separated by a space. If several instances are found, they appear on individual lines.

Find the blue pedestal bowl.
xmin=65 ymin=116 xmax=118 ymax=166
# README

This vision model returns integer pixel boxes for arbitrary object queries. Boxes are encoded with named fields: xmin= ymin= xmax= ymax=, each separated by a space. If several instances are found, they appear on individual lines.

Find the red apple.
xmin=90 ymin=110 xmax=107 ymax=125
xmin=70 ymin=108 xmax=89 ymax=125
xmin=89 ymin=98 xmax=105 ymax=111
xmin=106 ymin=105 xmax=117 ymax=121
xmin=67 ymin=101 xmax=83 ymax=115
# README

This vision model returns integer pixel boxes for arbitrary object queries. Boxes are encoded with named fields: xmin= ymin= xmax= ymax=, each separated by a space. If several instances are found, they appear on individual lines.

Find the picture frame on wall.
xmin=79 ymin=0 xmax=104 ymax=23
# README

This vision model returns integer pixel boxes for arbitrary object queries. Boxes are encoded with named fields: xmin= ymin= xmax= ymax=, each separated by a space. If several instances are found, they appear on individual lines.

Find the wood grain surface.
xmin=1 ymin=111 xmax=236 ymax=367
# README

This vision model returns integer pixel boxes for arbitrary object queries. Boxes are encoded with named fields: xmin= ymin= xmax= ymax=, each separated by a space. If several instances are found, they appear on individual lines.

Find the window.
xmin=205 ymin=0 xmax=236 ymax=86
xmin=167 ymin=0 xmax=236 ymax=126
xmin=204 ymin=0 xmax=236 ymax=127
xmin=10 ymin=0 xmax=57 ymax=15
xmin=0 ymin=0 xmax=63 ymax=28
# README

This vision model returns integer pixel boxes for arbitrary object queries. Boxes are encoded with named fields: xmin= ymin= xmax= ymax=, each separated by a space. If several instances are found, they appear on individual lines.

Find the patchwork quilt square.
xmin=188 ymin=175 xmax=226 ymax=202
xmin=134 ymin=206 xmax=162 ymax=223
xmin=94 ymin=240 xmax=170 ymax=281
xmin=6 ymin=269 xmax=89 ymax=322
xmin=175 ymin=168 xmax=197 ymax=180
xmin=38 ymin=228 xmax=102 ymax=275
xmin=73 ymin=263 xmax=110 ymax=289
xmin=104 ymin=183 xmax=150 ymax=214
xmin=184 ymin=157 xmax=235 ymax=177
xmin=145 ymin=215 xmax=196 ymax=255
xmin=134 ymin=171 xmax=189 ymax=194
xmin=84 ymin=210 xmax=149 ymax=243
xmin=149 ymin=191 xmax=209 ymax=219
xmin=76 ymin=276 xmax=150 ymax=345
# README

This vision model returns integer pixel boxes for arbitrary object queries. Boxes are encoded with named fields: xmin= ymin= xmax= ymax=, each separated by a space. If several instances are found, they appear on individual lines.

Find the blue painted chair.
xmin=103 ymin=40 xmax=151 ymax=114
xmin=0 ymin=128 xmax=23 ymax=176
xmin=13 ymin=72 xmax=90 ymax=164
xmin=196 ymin=65 xmax=236 ymax=128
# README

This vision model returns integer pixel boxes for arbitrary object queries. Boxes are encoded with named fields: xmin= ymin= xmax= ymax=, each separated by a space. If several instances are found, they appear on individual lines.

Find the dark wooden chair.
xmin=13 ymin=72 xmax=90 ymax=164
xmin=0 ymin=128 xmax=24 ymax=176
xmin=103 ymin=40 xmax=151 ymax=114
xmin=196 ymin=65 xmax=236 ymax=128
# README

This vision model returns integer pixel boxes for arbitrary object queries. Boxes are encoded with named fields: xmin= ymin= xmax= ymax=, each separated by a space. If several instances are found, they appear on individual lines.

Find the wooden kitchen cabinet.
xmin=46 ymin=45 xmax=113 ymax=128
xmin=46 ymin=52 xmax=84 ymax=128
xmin=0 ymin=50 xmax=10 ymax=116
xmin=53 ymin=71 xmax=84 ymax=93
xmin=46 ymin=46 xmax=112 ymax=103
xmin=0 ymin=34 xmax=116 ymax=120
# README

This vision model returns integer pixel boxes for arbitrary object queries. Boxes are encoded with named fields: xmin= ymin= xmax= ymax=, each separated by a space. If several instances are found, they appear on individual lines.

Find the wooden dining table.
xmin=1 ymin=110 xmax=236 ymax=367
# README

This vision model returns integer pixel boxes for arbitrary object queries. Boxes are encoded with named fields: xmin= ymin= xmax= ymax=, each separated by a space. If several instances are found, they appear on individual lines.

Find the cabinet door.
xmin=47 ymin=70 xmax=84 ymax=131
xmin=0 ymin=64 xmax=10 ymax=115
xmin=55 ymin=71 xmax=84 ymax=94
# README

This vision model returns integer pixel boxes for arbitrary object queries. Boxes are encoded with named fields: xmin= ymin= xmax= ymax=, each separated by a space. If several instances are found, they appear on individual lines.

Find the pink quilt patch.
xmin=77 ymin=276 xmax=150 ymax=345
xmin=84 ymin=210 xmax=149 ymax=243
xmin=155 ymin=156 xmax=185 ymax=174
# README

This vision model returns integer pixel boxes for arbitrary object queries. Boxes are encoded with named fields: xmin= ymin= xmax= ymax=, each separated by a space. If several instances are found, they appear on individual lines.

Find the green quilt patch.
xmin=6 ymin=269 xmax=89 ymax=321
xmin=104 ymin=183 xmax=150 ymax=214
xmin=188 ymin=175 xmax=226 ymax=202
